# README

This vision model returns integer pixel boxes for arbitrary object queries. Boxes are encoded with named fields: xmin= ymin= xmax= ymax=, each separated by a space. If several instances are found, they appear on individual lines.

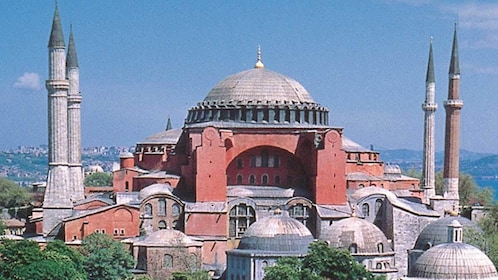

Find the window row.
xmin=361 ymin=199 xmax=383 ymax=217
xmin=144 ymin=201 xmax=181 ymax=217
xmin=228 ymin=203 xmax=311 ymax=238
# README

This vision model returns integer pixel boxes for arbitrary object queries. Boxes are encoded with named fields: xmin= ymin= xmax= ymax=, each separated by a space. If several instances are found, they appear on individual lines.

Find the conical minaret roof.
xmin=426 ymin=38 xmax=435 ymax=83
xmin=66 ymin=25 xmax=79 ymax=68
xmin=449 ymin=24 xmax=460 ymax=75
xmin=48 ymin=4 xmax=65 ymax=48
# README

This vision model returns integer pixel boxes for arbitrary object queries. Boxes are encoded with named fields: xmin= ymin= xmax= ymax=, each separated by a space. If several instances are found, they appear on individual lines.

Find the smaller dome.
xmin=137 ymin=229 xmax=201 ymax=247
xmin=87 ymin=165 xmax=104 ymax=173
xmin=119 ymin=152 xmax=134 ymax=158
xmin=321 ymin=216 xmax=392 ymax=255
xmin=139 ymin=183 xmax=173 ymax=199
xmin=238 ymin=210 xmax=313 ymax=253
xmin=414 ymin=216 xmax=483 ymax=250
xmin=412 ymin=242 xmax=498 ymax=279
xmin=384 ymin=164 xmax=401 ymax=175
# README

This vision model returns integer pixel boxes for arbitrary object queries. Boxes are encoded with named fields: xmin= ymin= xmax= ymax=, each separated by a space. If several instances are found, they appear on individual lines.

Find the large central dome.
xmin=185 ymin=53 xmax=329 ymax=127
xmin=204 ymin=68 xmax=316 ymax=105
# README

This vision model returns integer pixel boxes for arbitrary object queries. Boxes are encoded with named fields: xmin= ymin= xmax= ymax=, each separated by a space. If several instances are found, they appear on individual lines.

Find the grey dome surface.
xmin=321 ymin=216 xmax=392 ymax=254
xmin=203 ymin=68 xmax=316 ymax=106
xmin=135 ymin=229 xmax=201 ymax=247
xmin=238 ymin=211 xmax=313 ymax=253
xmin=414 ymin=216 xmax=483 ymax=250
xmin=139 ymin=183 xmax=173 ymax=199
xmin=411 ymin=242 xmax=498 ymax=279
xmin=138 ymin=128 xmax=182 ymax=145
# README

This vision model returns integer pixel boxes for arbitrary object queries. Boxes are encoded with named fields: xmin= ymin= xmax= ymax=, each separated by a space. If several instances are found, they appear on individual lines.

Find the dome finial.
xmin=274 ymin=207 xmax=282 ymax=215
xmin=351 ymin=204 xmax=357 ymax=217
xmin=254 ymin=45 xmax=264 ymax=69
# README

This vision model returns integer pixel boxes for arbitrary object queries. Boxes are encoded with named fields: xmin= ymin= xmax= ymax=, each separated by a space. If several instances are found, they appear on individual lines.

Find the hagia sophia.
xmin=17 ymin=4 xmax=498 ymax=280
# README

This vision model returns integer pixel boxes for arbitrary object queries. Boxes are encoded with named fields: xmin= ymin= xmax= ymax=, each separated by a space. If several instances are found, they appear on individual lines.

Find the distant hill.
xmin=377 ymin=148 xmax=498 ymax=179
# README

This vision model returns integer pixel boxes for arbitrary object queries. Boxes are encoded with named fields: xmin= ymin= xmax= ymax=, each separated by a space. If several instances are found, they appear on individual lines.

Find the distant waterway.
xmin=474 ymin=178 xmax=498 ymax=202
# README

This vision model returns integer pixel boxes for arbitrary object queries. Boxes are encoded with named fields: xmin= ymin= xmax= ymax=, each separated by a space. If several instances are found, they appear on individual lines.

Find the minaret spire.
xmin=442 ymin=23 xmax=463 ymax=208
xmin=166 ymin=117 xmax=173 ymax=131
xmin=44 ymin=3 xmax=72 ymax=235
xmin=422 ymin=37 xmax=437 ymax=204
xmin=254 ymin=46 xmax=264 ymax=69
xmin=67 ymin=24 xmax=85 ymax=202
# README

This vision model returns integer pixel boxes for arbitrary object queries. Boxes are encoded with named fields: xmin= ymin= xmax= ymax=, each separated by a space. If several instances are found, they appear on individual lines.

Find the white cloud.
xmin=13 ymin=72 xmax=41 ymax=91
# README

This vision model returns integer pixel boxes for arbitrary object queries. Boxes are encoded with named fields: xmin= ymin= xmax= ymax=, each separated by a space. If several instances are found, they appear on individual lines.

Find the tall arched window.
xmin=158 ymin=198 xmax=166 ymax=216
xmin=261 ymin=150 xmax=269 ymax=167
xmin=261 ymin=174 xmax=268 ymax=185
xmin=144 ymin=203 xmax=152 ymax=216
xmin=274 ymin=175 xmax=280 ymax=186
xmin=249 ymin=175 xmax=256 ymax=185
xmin=349 ymin=243 xmax=358 ymax=254
xmin=237 ymin=174 xmax=243 ymax=184
xmin=377 ymin=243 xmax=384 ymax=253
xmin=172 ymin=203 xmax=181 ymax=217
xmin=362 ymin=203 xmax=370 ymax=217
xmin=229 ymin=204 xmax=256 ymax=238
xmin=163 ymin=254 xmax=173 ymax=269
xmin=375 ymin=199 xmax=383 ymax=215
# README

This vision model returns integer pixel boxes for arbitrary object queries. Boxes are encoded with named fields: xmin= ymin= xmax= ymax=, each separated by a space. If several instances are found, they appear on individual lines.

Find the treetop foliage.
xmin=0 ymin=177 xmax=31 ymax=208
xmin=264 ymin=240 xmax=379 ymax=280
xmin=83 ymin=172 xmax=113 ymax=187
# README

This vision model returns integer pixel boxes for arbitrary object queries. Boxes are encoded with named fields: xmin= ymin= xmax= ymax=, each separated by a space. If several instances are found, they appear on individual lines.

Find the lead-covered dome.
xmin=414 ymin=216 xmax=483 ymax=250
xmin=321 ymin=216 xmax=393 ymax=255
xmin=237 ymin=209 xmax=313 ymax=253
xmin=411 ymin=243 xmax=498 ymax=279
xmin=185 ymin=53 xmax=329 ymax=127
xmin=203 ymin=68 xmax=315 ymax=105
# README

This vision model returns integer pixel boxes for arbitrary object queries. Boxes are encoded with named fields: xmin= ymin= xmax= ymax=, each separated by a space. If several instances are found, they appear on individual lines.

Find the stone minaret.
xmin=43 ymin=5 xmax=73 ymax=235
xmin=442 ymin=25 xmax=463 ymax=203
xmin=421 ymin=38 xmax=437 ymax=204
xmin=66 ymin=26 xmax=85 ymax=201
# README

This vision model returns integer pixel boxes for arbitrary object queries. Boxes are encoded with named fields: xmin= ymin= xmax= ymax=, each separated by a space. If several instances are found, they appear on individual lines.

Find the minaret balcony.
xmin=443 ymin=99 xmax=463 ymax=108
xmin=422 ymin=103 xmax=437 ymax=111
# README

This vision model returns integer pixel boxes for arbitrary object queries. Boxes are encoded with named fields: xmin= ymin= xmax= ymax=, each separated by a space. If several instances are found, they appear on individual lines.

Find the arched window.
xmin=163 ymin=254 xmax=173 ymax=269
xmin=376 ymin=263 xmax=382 ymax=269
xmin=349 ymin=243 xmax=358 ymax=254
xmin=158 ymin=220 xmax=167 ymax=229
xmin=377 ymin=243 xmax=384 ymax=253
xmin=237 ymin=174 xmax=243 ymax=184
xmin=172 ymin=203 xmax=181 ymax=217
xmin=362 ymin=203 xmax=370 ymax=217
xmin=261 ymin=174 xmax=268 ymax=185
xmin=237 ymin=158 xmax=243 ymax=169
xmin=289 ymin=203 xmax=310 ymax=226
xmin=144 ymin=203 xmax=152 ymax=216
xmin=249 ymin=174 xmax=256 ymax=185
xmin=125 ymin=181 xmax=129 ymax=191
xmin=375 ymin=199 xmax=383 ymax=215
xmin=229 ymin=204 xmax=256 ymax=238
xmin=158 ymin=198 xmax=166 ymax=216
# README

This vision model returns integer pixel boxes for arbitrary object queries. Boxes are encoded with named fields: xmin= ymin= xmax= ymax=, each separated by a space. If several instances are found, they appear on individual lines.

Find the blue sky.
xmin=1 ymin=1 xmax=498 ymax=154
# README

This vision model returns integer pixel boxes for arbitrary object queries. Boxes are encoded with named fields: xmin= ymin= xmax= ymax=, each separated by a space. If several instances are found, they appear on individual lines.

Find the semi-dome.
xmin=321 ymin=216 xmax=392 ymax=255
xmin=185 ymin=52 xmax=329 ymax=127
xmin=237 ymin=209 xmax=313 ymax=253
xmin=139 ymin=183 xmax=173 ymax=199
xmin=135 ymin=229 xmax=202 ymax=247
xmin=414 ymin=215 xmax=483 ymax=250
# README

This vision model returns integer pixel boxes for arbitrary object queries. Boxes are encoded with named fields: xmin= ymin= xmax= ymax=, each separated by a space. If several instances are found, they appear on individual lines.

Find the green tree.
xmin=0 ymin=239 xmax=86 ymax=280
xmin=0 ymin=220 xmax=6 ymax=235
xmin=264 ymin=241 xmax=376 ymax=280
xmin=80 ymin=233 xmax=135 ymax=280
xmin=0 ymin=177 xmax=31 ymax=208
xmin=84 ymin=172 xmax=113 ymax=186
xmin=478 ymin=203 xmax=498 ymax=267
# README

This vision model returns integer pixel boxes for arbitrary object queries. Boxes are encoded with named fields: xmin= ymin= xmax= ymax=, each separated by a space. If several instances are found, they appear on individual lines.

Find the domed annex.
xmin=408 ymin=220 xmax=498 ymax=280
xmin=133 ymin=229 xmax=202 ymax=279
xmin=413 ymin=215 xmax=483 ymax=251
xmin=237 ymin=208 xmax=314 ymax=253
xmin=185 ymin=48 xmax=329 ymax=127
xmin=320 ymin=214 xmax=398 ymax=279
xmin=226 ymin=209 xmax=314 ymax=280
